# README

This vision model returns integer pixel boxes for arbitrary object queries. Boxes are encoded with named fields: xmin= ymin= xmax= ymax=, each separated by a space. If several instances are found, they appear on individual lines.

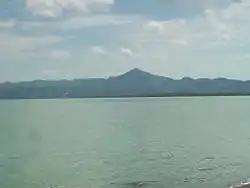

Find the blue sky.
xmin=0 ymin=0 xmax=250 ymax=81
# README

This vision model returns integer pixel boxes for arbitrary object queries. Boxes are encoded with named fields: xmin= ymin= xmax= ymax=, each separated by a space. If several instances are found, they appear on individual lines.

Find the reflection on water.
xmin=1 ymin=97 xmax=250 ymax=188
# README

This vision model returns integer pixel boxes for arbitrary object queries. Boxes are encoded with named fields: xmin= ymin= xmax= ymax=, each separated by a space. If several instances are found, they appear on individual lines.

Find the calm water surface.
xmin=1 ymin=97 xmax=250 ymax=188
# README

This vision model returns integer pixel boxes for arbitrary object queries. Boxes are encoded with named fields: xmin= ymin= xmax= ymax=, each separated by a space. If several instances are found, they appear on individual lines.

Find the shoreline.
xmin=0 ymin=93 xmax=250 ymax=100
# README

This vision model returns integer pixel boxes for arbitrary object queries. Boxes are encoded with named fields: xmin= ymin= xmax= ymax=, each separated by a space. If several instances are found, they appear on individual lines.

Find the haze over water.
xmin=1 ymin=97 xmax=250 ymax=188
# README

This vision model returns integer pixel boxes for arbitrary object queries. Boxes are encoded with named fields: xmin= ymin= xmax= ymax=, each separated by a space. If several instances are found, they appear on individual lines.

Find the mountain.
xmin=1 ymin=68 xmax=250 ymax=99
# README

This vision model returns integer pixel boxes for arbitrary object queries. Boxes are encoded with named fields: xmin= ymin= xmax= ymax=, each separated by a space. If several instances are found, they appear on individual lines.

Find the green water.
xmin=1 ymin=97 xmax=250 ymax=188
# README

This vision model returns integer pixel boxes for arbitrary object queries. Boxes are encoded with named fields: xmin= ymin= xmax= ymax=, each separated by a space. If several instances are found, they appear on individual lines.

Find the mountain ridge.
xmin=1 ymin=68 xmax=250 ymax=99
xmin=2 ymin=68 xmax=248 ymax=83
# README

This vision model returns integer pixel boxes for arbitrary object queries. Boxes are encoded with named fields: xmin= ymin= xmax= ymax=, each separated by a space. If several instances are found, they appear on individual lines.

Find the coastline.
xmin=0 ymin=93 xmax=250 ymax=100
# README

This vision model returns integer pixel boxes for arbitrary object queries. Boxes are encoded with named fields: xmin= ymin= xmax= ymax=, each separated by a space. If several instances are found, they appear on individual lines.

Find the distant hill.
xmin=1 ymin=68 xmax=250 ymax=99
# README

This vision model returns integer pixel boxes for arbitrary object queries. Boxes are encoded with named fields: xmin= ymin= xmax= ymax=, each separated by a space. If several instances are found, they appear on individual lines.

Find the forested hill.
xmin=1 ymin=68 xmax=250 ymax=99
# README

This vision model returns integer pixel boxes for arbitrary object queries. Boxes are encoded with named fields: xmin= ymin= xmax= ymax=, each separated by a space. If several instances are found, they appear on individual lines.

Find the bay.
xmin=1 ymin=97 xmax=250 ymax=188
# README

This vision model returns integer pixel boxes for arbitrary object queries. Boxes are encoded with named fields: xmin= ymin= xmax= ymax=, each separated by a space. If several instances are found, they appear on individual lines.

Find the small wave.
xmin=198 ymin=167 xmax=216 ymax=172
xmin=229 ymin=182 xmax=250 ymax=188
xmin=111 ymin=181 xmax=159 ymax=188
xmin=228 ymin=162 xmax=242 ymax=167
xmin=71 ymin=161 xmax=84 ymax=168
xmin=199 ymin=156 xmax=215 ymax=162
xmin=45 ymin=186 xmax=65 ymax=188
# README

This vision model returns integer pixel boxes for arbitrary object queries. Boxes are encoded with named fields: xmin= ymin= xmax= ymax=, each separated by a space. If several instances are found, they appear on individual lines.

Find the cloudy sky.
xmin=0 ymin=0 xmax=250 ymax=81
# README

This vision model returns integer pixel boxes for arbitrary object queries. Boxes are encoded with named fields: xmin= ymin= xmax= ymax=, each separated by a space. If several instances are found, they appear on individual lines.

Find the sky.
xmin=0 ymin=0 xmax=250 ymax=81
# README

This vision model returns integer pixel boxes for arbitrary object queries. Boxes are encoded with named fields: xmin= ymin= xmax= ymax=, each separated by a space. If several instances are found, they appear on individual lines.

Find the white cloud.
xmin=90 ymin=46 xmax=107 ymax=55
xmin=26 ymin=0 xmax=114 ymax=18
xmin=120 ymin=47 xmax=134 ymax=57
xmin=145 ymin=21 xmax=164 ymax=34
xmin=132 ymin=1 xmax=250 ymax=53
xmin=51 ymin=49 xmax=71 ymax=59
xmin=145 ymin=19 xmax=186 ymax=34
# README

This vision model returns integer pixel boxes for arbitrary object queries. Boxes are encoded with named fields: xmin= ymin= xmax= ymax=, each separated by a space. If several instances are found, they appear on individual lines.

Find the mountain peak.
xmin=108 ymin=68 xmax=154 ymax=81
xmin=121 ymin=68 xmax=152 ymax=77
xmin=128 ymin=68 xmax=144 ymax=73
